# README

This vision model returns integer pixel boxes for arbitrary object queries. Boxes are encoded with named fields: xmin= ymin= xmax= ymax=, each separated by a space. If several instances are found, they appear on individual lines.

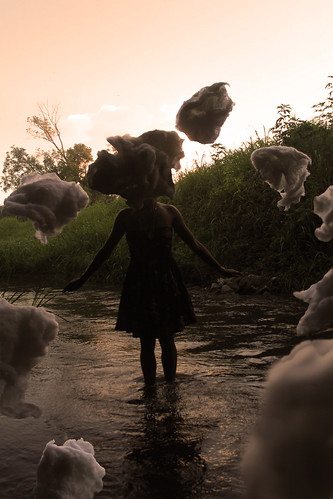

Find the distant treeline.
xmin=1 ymin=100 xmax=333 ymax=293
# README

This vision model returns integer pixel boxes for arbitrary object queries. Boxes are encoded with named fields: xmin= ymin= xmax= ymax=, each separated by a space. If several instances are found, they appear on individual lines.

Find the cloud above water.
xmin=251 ymin=145 xmax=311 ymax=210
xmin=2 ymin=173 xmax=89 ymax=244
xmin=313 ymin=185 xmax=333 ymax=242
xmin=0 ymin=298 xmax=59 ymax=418
xmin=243 ymin=339 xmax=333 ymax=499
xmin=293 ymin=268 xmax=333 ymax=336
xmin=35 ymin=438 xmax=105 ymax=499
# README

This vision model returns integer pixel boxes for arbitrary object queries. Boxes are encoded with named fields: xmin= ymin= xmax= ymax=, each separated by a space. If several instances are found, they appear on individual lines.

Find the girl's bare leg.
xmin=159 ymin=335 xmax=177 ymax=382
xmin=140 ymin=337 xmax=156 ymax=385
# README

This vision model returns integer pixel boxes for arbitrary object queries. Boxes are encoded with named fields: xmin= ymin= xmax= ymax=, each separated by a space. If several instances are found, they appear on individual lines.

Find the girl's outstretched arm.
xmin=170 ymin=205 xmax=241 ymax=277
xmin=62 ymin=209 xmax=128 ymax=292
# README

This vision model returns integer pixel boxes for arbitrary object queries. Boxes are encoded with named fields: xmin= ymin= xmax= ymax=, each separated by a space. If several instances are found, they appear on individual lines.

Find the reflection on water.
xmin=123 ymin=384 xmax=205 ymax=499
xmin=0 ymin=286 xmax=307 ymax=498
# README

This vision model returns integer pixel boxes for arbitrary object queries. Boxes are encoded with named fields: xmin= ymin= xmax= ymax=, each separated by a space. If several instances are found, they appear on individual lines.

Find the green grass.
xmin=0 ymin=197 xmax=130 ymax=286
xmin=1 ymin=102 xmax=333 ymax=293
xmin=171 ymin=122 xmax=333 ymax=291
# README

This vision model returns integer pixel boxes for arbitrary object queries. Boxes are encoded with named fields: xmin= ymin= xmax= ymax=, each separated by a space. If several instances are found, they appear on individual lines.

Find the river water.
xmin=0 ymin=286 xmax=306 ymax=498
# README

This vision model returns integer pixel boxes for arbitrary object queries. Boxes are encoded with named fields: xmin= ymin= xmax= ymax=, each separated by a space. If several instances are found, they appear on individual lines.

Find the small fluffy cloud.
xmin=60 ymin=104 xmax=149 ymax=152
xmin=87 ymin=130 xmax=184 ymax=207
xmin=100 ymin=104 xmax=119 ymax=112
xmin=175 ymin=82 xmax=235 ymax=144
xmin=313 ymin=185 xmax=333 ymax=242
xmin=136 ymin=129 xmax=184 ymax=171
xmin=67 ymin=113 xmax=91 ymax=123
xmin=0 ymin=298 xmax=59 ymax=418
xmin=243 ymin=339 xmax=333 ymax=499
xmin=293 ymin=268 xmax=333 ymax=336
xmin=2 ymin=173 xmax=89 ymax=244
xmin=35 ymin=438 xmax=105 ymax=499
xmin=251 ymin=146 xmax=311 ymax=210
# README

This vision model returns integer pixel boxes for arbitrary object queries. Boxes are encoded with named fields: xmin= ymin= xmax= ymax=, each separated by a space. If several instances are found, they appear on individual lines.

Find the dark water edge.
xmin=0 ymin=285 xmax=311 ymax=498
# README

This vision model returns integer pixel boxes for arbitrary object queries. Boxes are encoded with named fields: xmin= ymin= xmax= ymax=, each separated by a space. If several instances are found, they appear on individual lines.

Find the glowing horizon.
xmin=1 ymin=0 xmax=332 ymax=203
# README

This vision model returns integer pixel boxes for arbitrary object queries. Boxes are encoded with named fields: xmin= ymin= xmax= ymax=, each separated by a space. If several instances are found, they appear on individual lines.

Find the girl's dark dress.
xmin=115 ymin=226 xmax=197 ymax=338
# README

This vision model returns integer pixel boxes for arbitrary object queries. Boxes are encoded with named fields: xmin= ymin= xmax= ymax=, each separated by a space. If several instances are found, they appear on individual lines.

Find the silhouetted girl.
xmin=63 ymin=197 xmax=239 ymax=385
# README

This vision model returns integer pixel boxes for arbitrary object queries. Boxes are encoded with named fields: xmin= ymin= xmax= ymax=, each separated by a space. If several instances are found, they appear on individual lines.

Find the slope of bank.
xmin=1 ymin=120 xmax=333 ymax=293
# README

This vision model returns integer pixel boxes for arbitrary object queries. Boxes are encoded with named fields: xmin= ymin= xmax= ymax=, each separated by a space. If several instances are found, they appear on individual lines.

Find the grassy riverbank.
xmin=0 ymin=198 xmax=130 ymax=288
xmin=1 ymin=114 xmax=333 ymax=293
xmin=173 ymin=125 xmax=333 ymax=292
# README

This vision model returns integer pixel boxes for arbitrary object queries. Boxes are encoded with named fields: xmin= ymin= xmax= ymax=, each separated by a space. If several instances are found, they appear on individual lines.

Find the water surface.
xmin=0 ymin=287 xmax=306 ymax=498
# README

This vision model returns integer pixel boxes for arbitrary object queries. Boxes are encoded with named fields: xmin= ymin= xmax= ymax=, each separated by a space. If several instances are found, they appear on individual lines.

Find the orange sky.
xmin=1 ymin=0 xmax=332 ymax=202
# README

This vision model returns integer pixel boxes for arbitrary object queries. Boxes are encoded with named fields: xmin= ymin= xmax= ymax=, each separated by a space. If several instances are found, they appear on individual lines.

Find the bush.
xmin=172 ymin=116 xmax=333 ymax=291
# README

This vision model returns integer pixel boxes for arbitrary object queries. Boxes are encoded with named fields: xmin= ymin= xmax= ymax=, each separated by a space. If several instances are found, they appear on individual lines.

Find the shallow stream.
xmin=0 ymin=286 xmax=306 ymax=498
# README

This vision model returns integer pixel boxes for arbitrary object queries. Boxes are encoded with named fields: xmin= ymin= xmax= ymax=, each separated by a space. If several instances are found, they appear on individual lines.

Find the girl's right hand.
xmin=220 ymin=267 xmax=242 ymax=278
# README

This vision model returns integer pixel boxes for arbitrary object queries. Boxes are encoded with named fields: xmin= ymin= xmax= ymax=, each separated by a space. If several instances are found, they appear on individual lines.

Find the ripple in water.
xmin=0 ymin=286 xmax=306 ymax=498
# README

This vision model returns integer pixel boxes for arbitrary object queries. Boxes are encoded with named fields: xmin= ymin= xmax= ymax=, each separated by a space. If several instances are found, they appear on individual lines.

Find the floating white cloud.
xmin=293 ymin=268 xmax=333 ymax=336
xmin=313 ymin=185 xmax=333 ymax=242
xmin=35 ymin=438 xmax=105 ymax=499
xmin=243 ymin=339 xmax=333 ymax=499
xmin=67 ymin=113 xmax=91 ymax=122
xmin=0 ymin=298 xmax=59 ymax=418
xmin=2 ymin=173 xmax=89 ymax=244
xmin=100 ymin=104 xmax=120 ymax=112
xmin=175 ymin=82 xmax=235 ymax=144
xmin=251 ymin=145 xmax=311 ymax=210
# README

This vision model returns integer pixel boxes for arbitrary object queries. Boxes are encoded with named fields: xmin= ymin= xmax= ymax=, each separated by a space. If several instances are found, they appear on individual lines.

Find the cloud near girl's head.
xmin=87 ymin=129 xmax=184 ymax=207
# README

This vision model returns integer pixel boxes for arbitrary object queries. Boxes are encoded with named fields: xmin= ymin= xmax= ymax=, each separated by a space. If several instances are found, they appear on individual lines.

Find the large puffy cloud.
xmin=251 ymin=146 xmax=311 ymax=210
xmin=135 ymin=129 xmax=184 ymax=171
xmin=87 ymin=129 xmax=184 ymax=208
xmin=243 ymin=339 xmax=333 ymax=499
xmin=293 ymin=268 xmax=333 ymax=336
xmin=35 ymin=438 xmax=105 ymax=499
xmin=2 ymin=173 xmax=89 ymax=244
xmin=175 ymin=82 xmax=235 ymax=144
xmin=313 ymin=185 xmax=333 ymax=242
xmin=0 ymin=298 xmax=59 ymax=418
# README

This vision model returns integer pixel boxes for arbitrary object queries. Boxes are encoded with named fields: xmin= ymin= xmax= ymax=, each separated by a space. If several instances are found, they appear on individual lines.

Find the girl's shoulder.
xmin=162 ymin=203 xmax=182 ymax=222
xmin=160 ymin=203 xmax=180 ymax=216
